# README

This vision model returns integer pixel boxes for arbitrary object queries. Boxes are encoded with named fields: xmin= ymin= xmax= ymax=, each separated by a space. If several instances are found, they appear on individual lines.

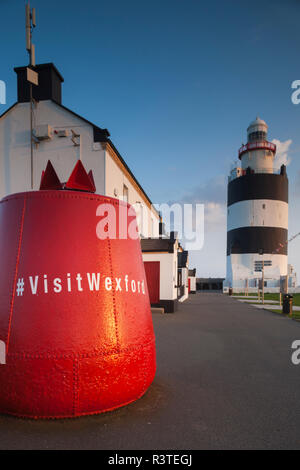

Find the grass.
xmin=233 ymin=293 xmax=257 ymax=296
xmin=268 ymin=309 xmax=300 ymax=320
xmin=264 ymin=293 xmax=300 ymax=307
xmin=233 ymin=292 xmax=300 ymax=307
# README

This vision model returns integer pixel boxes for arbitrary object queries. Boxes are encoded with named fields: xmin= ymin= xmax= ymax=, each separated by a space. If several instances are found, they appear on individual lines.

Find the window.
xmin=123 ymin=184 xmax=128 ymax=203
xmin=135 ymin=202 xmax=142 ymax=234
xmin=262 ymin=204 xmax=266 ymax=209
xmin=178 ymin=269 xmax=182 ymax=287
xmin=248 ymin=131 xmax=266 ymax=142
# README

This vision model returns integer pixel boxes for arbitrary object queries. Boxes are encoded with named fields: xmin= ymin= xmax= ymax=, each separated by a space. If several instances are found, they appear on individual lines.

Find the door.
xmin=144 ymin=261 xmax=160 ymax=304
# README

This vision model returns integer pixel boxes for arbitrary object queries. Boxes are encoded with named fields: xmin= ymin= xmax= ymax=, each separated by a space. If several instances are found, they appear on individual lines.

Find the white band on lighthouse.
xmin=227 ymin=199 xmax=288 ymax=232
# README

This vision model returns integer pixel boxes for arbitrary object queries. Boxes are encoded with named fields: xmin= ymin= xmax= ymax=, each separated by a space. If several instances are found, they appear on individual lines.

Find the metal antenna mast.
xmin=25 ymin=3 xmax=37 ymax=189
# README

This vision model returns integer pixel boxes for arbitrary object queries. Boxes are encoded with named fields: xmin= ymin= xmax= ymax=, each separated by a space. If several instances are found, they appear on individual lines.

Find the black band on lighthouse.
xmin=227 ymin=173 xmax=288 ymax=207
xmin=227 ymin=226 xmax=288 ymax=256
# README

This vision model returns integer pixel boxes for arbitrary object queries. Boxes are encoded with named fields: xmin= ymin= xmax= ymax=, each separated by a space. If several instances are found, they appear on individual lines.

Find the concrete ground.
xmin=236 ymin=297 xmax=300 ymax=311
xmin=236 ymin=298 xmax=279 ymax=303
xmin=1 ymin=292 xmax=300 ymax=449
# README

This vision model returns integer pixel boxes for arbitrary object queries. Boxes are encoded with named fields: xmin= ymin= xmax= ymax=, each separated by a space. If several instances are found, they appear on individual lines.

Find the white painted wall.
xmin=0 ymin=101 xmax=106 ymax=199
xmin=0 ymin=101 xmax=158 ymax=239
xmin=241 ymin=148 xmax=274 ymax=173
xmin=105 ymin=150 xmax=159 ymax=238
xmin=225 ymin=253 xmax=288 ymax=288
xmin=228 ymin=199 xmax=288 ymax=231
xmin=142 ymin=252 xmax=177 ymax=301
xmin=179 ymin=267 xmax=189 ymax=302
xmin=188 ymin=276 xmax=196 ymax=292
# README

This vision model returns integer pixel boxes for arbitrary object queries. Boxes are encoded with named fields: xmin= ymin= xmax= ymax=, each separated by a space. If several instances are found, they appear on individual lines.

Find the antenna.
xmin=25 ymin=2 xmax=37 ymax=66
xmin=32 ymin=8 xmax=36 ymax=28
xmin=25 ymin=4 xmax=31 ymax=51
xmin=25 ymin=3 xmax=38 ymax=189
xmin=31 ymin=43 xmax=36 ymax=67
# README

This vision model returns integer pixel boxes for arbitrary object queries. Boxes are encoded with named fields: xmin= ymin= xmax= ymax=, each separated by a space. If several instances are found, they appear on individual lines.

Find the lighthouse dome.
xmin=247 ymin=116 xmax=268 ymax=142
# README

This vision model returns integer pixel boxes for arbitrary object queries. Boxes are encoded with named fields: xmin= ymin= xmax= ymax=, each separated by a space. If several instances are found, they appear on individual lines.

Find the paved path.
xmin=236 ymin=298 xmax=300 ymax=311
xmin=237 ymin=298 xmax=279 ymax=303
xmin=1 ymin=293 xmax=300 ymax=449
xmin=248 ymin=304 xmax=300 ymax=311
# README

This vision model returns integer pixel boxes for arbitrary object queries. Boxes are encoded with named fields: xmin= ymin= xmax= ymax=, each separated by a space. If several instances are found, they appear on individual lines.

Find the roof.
xmin=0 ymin=100 xmax=157 ymax=214
xmin=141 ymin=237 xmax=176 ymax=253
xmin=0 ymin=102 xmax=18 ymax=120
xmin=247 ymin=116 xmax=268 ymax=132
xmin=14 ymin=63 xmax=65 ymax=83
xmin=54 ymin=101 xmax=110 ymax=140
xmin=105 ymin=138 xmax=158 ymax=214
xmin=178 ymin=251 xmax=188 ymax=268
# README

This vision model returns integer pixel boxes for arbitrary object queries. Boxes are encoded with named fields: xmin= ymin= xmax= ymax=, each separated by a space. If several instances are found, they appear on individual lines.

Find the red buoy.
xmin=0 ymin=180 xmax=156 ymax=418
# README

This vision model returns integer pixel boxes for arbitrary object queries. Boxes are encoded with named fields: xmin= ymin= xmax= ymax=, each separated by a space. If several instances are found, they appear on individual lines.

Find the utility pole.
xmin=258 ymin=249 xmax=265 ymax=305
xmin=262 ymin=258 xmax=265 ymax=305
xmin=26 ymin=3 xmax=37 ymax=189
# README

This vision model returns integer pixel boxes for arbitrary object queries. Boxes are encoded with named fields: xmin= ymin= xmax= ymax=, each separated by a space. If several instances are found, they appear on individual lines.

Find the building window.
xmin=123 ymin=184 xmax=128 ymax=203
xmin=262 ymin=204 xmax=266 ymax=209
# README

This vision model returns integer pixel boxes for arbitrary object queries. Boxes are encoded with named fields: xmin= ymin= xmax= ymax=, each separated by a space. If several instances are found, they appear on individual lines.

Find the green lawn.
xmin=233 ymin=292 xmax=300 ymax=307
xmin=233 ymin=293 xmax=257 ymax=296
xmin=264 ymin=293 xmax=300 ymax=306
xmin=269 ymin=309 xmax=300 ymax=320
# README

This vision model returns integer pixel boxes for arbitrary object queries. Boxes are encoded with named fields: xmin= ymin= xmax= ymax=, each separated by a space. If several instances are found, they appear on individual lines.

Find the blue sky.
xmin=1 ymin=0 xmax=300 ymax=278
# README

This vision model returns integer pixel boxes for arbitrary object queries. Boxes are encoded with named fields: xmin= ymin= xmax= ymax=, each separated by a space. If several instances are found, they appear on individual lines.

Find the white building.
xmin=0 ymin=61 xmax=191 ymax=311
xmin=141 ymin=232 xmax=179 ymax=313
xmin=141 ymin=230 xmax=193 ymax=312
xmin=188 ymin=269 xmax=197 ymax=294
xmin=225 ymin=117 xmax=290 ymax=291
xmin=0 ymin=63 xmax=160 ymax=238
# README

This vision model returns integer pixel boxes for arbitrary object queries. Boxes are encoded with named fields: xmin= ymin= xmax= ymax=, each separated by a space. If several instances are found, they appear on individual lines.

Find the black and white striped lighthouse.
xmin=226 ymin=117 xmax=288 ymax=290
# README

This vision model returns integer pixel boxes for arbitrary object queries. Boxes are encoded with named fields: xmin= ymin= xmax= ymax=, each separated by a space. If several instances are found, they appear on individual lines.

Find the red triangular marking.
xmin=39 ymin=161 xmax=62 ymax=190
xmin=88 ymin=170 xmax=96 ymax=192
xmin=40 ymin=170 xmax=45 ymax=188
xmin=65 ymin=160 xmax=96 ymax=192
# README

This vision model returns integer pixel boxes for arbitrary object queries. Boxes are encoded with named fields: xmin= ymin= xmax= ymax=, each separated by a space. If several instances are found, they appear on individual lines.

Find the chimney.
xmin=14 ymin=63 xmax=64 ymax=104
xmin=170 ymin=231 xmax=178 ymax=242
xmin=159 ymin=221 xmax=166 ymax=238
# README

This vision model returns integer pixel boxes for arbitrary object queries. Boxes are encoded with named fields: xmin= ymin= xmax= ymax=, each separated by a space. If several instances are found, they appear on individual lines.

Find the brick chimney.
xmin=14 ymin=63 xmax=64 ymax=104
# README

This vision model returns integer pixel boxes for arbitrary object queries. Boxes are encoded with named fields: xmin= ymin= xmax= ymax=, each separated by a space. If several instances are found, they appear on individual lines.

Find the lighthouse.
xmin=225 ymin=117 xmax=289 ymax=291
